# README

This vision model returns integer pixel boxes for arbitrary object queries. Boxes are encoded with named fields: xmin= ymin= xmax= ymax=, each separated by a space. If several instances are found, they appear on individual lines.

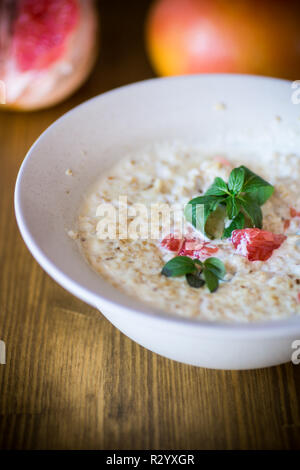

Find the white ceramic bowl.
xmin=15 ymin=75 xmax=300 ymax=369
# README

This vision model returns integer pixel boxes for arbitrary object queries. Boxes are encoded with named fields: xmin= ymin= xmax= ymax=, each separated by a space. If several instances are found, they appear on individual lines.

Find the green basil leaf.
xmin=228 ymin=167 xmax=245 ymax=194
xmin=245 ymin=186 xmax=274 ymax=207
xmin=203 ymin=269 xmax=219 ymax=293
xmin=222 ymin=212 xmax=245 ymax=238
xmin=204 ymin=204 xmax=227 ymax=239
xmin=203 ymin=257 xmax=226 ymax=280
xmin=240 ymin=166 xmax=274 ymax=205
xmin=225 ymin=196 xmax=241 ymax=219
xmin=161 ymin=256 xmax=196 ymax=277
xmin=205 ymin=177 xmax=229 ymax=196
xmin=184 ymin=195 xmax=225 ymax=238
xmin=239 ymin=195 xmax=263 ymax=228
xmin=185 ymin=272 xmax=205 ymax=288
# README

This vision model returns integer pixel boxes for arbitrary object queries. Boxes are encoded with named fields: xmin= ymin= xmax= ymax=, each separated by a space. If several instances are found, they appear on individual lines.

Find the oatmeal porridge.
xmin=74 ymin=142 xmax=300 ymax=323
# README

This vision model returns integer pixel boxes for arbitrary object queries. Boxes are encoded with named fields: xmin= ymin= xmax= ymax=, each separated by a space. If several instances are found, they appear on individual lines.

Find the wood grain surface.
xmin=0 ymin=0 xmax=300 ymax=450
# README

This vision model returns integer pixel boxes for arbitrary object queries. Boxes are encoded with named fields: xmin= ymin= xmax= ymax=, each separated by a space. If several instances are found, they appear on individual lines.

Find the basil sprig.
xmin=184 ymin=166 xmax=274 ymax=239
xmin=161 ymin=256 xmax=226 ymax=293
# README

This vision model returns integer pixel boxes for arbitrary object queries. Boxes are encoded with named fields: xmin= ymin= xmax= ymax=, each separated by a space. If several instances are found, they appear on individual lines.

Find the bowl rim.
xmin=14 ymin=73 xmax=300 ymax=338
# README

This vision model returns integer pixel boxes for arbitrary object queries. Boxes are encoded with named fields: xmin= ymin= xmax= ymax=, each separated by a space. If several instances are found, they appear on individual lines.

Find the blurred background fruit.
xmin=146 ymin=0 xmax=300 ymax=79
xmin=0 ymin=0 xmax=98 ymax=110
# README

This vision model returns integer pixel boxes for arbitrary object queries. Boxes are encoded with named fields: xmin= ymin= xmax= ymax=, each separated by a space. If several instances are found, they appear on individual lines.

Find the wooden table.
xmin=0 ymin=0 xmax=300 ymax=450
